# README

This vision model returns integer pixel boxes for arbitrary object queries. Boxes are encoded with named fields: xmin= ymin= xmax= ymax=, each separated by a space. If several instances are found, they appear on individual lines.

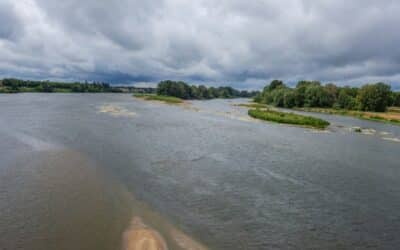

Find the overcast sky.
xmin=1 ymin=0 xmax=399 ymax=90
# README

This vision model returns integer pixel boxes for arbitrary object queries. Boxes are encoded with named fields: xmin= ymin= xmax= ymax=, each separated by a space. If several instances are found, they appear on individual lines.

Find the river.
xmin=0 ymin=93 xmax=399 ymax=249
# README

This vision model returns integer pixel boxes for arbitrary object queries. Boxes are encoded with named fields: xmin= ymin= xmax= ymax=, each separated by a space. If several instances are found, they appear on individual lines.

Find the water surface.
xmin=1 ymin=94 xmax=399 ymax=249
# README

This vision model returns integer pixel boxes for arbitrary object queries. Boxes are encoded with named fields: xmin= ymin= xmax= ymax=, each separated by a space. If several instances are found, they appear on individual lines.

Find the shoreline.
xmin=294 ymin=107 xmax=400 ymax=126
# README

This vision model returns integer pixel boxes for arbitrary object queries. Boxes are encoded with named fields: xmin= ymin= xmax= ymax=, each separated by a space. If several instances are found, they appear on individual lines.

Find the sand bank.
xmin=122 ymin=217 xmax=168 ymax=250
xmin=98 ymin=104 xmax=136 ymax=117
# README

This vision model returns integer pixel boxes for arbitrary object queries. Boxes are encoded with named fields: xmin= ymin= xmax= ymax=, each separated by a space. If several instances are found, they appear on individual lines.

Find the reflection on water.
xmin=1 ymin=94 xmax=400 ymax=250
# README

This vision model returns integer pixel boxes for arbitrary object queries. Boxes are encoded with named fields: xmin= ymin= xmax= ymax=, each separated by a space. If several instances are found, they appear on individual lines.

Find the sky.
xmin=0 ymin=0 xmax=400 ymax=90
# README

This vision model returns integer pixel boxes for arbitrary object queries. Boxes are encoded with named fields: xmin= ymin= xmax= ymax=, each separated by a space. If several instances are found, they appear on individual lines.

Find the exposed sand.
xmin=98 ymin=104 xmax=136 ymax=117
xmin=382 ymin=137 xmax=400 ymax=143
xmin=363 ymin=111 xmax=400 ymax=121
xmin=122 ymin=217 xmax=168 ymax=250
xmin=122 ymin=216 xmax=208 ymax=250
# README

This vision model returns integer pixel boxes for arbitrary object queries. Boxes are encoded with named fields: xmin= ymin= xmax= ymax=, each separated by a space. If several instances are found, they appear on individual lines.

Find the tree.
xmin=189 ymin=85 xmax=200 ymax=99
xmin=393 ymin=92 xmax=400 ymax=107
xmin=283 ymin=89 xmax=296 ymax=108
xmin=198 ymin=85 xmax=209 ymax=99
xmin=294 ymin=81 xmax=321 ymax=107
xmin=336 ymin=89 xmax=357 ymax=109
xmin=357 ymin=83 xmax=391 ymax=112
xmin=267 ymin=80 xmax=284 ymax=92
xmin=303 ymin=84 xmax=333 ymax=107
xmin=156 ymin=80 xmax=251 ymax=100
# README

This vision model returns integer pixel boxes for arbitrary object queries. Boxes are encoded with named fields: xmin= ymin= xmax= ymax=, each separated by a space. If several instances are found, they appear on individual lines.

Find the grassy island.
xmin=235 ymin=103 xmax=269 ymax=109
xmin=133 ymin=94 xmax=183 ymax=104
xmin=248 ymin=109 xmax=330 ymax=129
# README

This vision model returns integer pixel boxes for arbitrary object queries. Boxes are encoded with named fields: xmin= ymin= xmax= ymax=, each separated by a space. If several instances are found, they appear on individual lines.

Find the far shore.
xmin=294 ymin=107 xmax=400 ymax=126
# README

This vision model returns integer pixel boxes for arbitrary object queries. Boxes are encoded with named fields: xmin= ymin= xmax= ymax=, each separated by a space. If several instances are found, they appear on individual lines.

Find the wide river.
xmin=0 ymin=93 xmax=399 ymax=250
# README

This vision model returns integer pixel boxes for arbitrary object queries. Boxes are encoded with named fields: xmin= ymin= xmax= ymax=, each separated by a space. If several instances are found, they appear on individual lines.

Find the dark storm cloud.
xmin=0 ymin=2 xmax=23 ymax=41
xmin=0 ymin=0 xmax=400 ymax=89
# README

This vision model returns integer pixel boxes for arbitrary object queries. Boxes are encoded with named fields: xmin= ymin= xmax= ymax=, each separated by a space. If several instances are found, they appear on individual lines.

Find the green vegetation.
xmin=255 ymin=80 xmax=399 ymax=112
xmin=0 ymin=78 xmax=119 ymax=93
xmin=357 ymin=83 xmax=392 ymax=112
xmin=295 ymin=107 xmax=400 ymax=125
xmin=0 ymin=78 xmax=158 ymax=94
xmin=157 ymin=80 xmax=259 ymax=100
xmin=248 ymin=109 xmax=330 ymax=129
xmin=235 ymin=103 xmax=269 ymax=109
xmin=133 ymin=93 xmax=183 ymax=104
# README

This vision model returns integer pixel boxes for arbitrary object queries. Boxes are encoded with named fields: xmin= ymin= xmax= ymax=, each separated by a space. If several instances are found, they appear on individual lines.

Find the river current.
xmin=0 ymin=94 xmax=399 ymax=249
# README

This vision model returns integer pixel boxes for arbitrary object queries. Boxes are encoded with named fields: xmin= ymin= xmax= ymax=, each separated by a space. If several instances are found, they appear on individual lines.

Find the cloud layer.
xmin=1 ymin=0 xmax=400 ymax=89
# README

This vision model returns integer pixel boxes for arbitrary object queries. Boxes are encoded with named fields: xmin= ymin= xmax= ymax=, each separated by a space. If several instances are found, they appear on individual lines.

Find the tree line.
xmin=254 ymin=80 xmax=400 ymax=112
xmin=0 ymin=78 xmax=121 ymax=93
xmin=157 ymin=80 xmax=259 ymax=99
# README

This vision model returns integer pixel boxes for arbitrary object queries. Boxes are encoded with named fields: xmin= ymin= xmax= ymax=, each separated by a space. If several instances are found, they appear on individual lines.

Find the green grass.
xmin=133 ymin=93 xmax=183 ymax=104
xmin=248 ymin=109 xmax=330 ymax=129
xmin=235 ymin=103 xmax=269 ymax=109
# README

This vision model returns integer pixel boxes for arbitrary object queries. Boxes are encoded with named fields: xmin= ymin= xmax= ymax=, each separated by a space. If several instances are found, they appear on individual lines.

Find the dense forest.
xmin=157 ymin=80 xmax=259 ymax=99
xmin=255 ymin=80 xmax=400 ymax=112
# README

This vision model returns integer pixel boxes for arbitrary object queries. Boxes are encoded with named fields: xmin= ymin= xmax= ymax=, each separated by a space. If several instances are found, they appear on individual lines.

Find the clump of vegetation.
xmin=235 ymin=103 xmax=269 ymax=109
xmin=133 ymin=93 xmax=183 ymax=104
xmin=254 ymin=80 xmax=398 ymax=112
xmin=157 ymin=80 xmax=259 ymax=100
xmin=0 ymin=87 xmax=18 ymax=93
xmin=248 ymin=109 xmax=330 ymax=129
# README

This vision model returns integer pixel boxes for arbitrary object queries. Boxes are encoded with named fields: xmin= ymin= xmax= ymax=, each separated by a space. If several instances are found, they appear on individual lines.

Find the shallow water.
xmin=1 ymin=94 xmax=400 ymax=249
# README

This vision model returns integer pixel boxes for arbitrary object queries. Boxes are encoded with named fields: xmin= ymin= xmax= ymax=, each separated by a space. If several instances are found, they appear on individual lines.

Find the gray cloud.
xmin=0 ymin=0 xmax=399 ymax=90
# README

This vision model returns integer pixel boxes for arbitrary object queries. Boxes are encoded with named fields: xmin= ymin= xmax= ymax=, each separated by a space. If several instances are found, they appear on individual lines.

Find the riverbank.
xmin=294 ymin=107 xmax=400 ymax=126
xmin=248 ymin=108 xmax=330 ymax=129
